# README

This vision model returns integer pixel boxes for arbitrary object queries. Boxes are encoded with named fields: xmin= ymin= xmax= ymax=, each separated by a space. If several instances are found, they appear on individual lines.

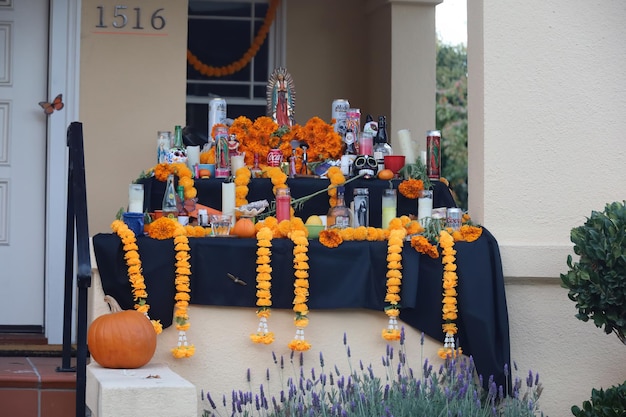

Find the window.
xmin=186 ymin=0 xmax=284 ymax=136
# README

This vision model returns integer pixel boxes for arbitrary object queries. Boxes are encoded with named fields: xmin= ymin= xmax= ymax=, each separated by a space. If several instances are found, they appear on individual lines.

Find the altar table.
xmin=138 ymin=177 xmax=457 ymax=228
xmin=92 ymin=228 xmax=510 ymax=390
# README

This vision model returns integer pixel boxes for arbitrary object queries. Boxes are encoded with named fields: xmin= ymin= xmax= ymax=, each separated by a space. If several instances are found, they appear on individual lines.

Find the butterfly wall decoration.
xmin=39 ymin=94 xmax=64 ymax=115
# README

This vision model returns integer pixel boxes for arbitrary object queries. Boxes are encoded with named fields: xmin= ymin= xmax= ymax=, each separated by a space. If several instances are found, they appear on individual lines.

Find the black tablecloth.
xmin=139 ymin=177 xmax=457 ymax=228
xmin=92 ymin=228 xmax=510 ymax=389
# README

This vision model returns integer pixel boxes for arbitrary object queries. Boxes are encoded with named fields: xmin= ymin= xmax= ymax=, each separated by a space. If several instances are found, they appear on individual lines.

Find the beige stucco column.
xmin=366 ymin=0 xmax=442 ymax=152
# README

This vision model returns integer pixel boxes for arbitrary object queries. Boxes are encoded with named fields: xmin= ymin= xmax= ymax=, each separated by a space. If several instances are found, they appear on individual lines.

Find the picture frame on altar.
xmin=266 ymin=67 xmax=296 ymax=128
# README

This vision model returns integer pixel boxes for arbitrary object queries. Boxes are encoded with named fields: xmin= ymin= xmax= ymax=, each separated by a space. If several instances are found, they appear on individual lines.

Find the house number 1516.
xmin=96 ymin=6 xmax=167 ymax=30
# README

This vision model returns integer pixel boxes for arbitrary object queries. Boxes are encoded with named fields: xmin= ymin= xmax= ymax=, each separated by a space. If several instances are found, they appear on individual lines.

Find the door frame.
xmin=44 ymin=0 xmax=81 ymax=344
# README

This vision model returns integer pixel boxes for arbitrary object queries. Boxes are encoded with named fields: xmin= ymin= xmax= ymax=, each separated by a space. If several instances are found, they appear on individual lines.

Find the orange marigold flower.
xmin=148 ymin=217 xmax=178 ymax=240
xmin=319 ymin=229 xmax=343 ymax=248
xmin=398 ymin=178 xmax=424 ymax=199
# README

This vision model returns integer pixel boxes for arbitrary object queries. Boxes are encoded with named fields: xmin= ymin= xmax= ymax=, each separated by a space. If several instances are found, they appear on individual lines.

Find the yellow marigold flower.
xmin=353 ymin=226 xmax=368 ymax=240
xmin=405 ymin=221 xmax=423 ymax=235
xmin=256 ymin=272 xmax=272 ymax=281
xmin=256 ymin=247 xmax=271 ymax=256
xmin=256 ymin=264 xmax=272 ymax=273
xmin=444 ymin=263 xmax=457 ymax=272
xmin=387 ymin=261 xmax=402 ymax=270
xmin=387 ymin=277 xmax=401 ymax=286
xmin=387 ymin=253 xmax=402 ymax=262
xmin=442 ymin=255 xmax=456 ymax=264
xmin=385 ymin=308 xmax=400 ymax=317
xmin=386 ymin=269 xmax=402 ymax=279
xmin=257 ymin=227 xmax=273 ymax=240
xmin=256 ymin=255 xmax=271 ymax=264
xmin=442 ymin=323 xmax=458 ymax=334
xmin=294 ymin=270 xmax=309 ymax=279
xmin=175 ymin=293 xmax=190 ymax=301
xmin=294 ymin=262 xmax=309 ymax=270
xmin=339 ymin=228 xmax=355 ymax=241
xmin=135 ymin=304 xmax=149 ymax=314
xmin=294 ymin=318 xmax=309 ymax=328
xmin=294 ymin=287 xmax=308 ymax=296
xmin=293 ymin=303 xmax=308 ymax=314
xmin=148 ymin=217 xmax=178 ymax=239
xmin=257 ymin=298 xmax=272 ymax=307
xmin=256 ymin=290 xmax=271 ymax=299
xmin=133 ymin=290 xmax=148 ymax=299
xmin=123 ymin=242 xmax=139 ymax=251
xmin=388 ymin=218 xmax=404 ymax=230
xmin=184 ymin=187 xmax=197 ymax=200
xmin=387 ymin=285 xmax=401 ymax=294
xmin=152 ymin=320 xmax=163 ymax=334
xmin=294 ymin=279 xmax=309 ymax=288
xmin=288 ymin=339 xmax=311 ymax=351
xmin=384 ymin=293 xmax=400 ymax=303
xmin=257 ymin=281 xmax=271 ymax=290
xmin=294 ymin=252 xmax=309 ymax=262
xmin=175 ymin=243 xmax=190 ymax=251
xmin=382 ymin=329 xmax=401 ymax=341
xmin=175 ymin=267 xmax=191 ymax=275
xmin=293 ymin=295 xmax=307 ymax=304
xmin=443 ymin=312 xmax=458 ymax=321
xmin=234 ymin=175 xmax=249 ymax=186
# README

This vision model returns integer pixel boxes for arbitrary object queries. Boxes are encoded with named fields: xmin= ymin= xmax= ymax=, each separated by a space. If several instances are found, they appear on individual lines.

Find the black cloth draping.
xmin=138 ymin=177 xmax=456 ymax=228
xmin=92 ymin=228 xmax=510 ymax=390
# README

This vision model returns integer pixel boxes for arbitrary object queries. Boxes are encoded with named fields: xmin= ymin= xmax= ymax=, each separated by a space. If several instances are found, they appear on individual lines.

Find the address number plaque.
xmin=95 ymin=5 xmax=167 ymax=31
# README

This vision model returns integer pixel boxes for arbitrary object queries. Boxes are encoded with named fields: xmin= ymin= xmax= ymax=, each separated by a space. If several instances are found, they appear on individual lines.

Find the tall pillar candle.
xmin=397 ymin=129 xmax=416 ymax=165
xmin=221 ymin=182 xmax=236 ymax=225
xmin=418 ymin=190 xmax=433 ymax=222
xmin=128 ymin=183 xmax=144 ymax=213
xmin=186 ymin=145 xmax=200 ymax=171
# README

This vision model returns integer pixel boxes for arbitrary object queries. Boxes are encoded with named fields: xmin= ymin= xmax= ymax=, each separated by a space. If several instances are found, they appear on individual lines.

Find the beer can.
xmin=332 ymin=99 xmax=350 ymax=136
xmin=353 ymin=188 xmax=369 ymax=227
xmin=446 ymin=208 xmax=463 ymax=231
xmin=208 ymin=97 xmax=227 ymax=138
xmin=267 ymin=148 xmax=284 ymax=167
xmin=426 ymin=130 xmax=441 ymax=180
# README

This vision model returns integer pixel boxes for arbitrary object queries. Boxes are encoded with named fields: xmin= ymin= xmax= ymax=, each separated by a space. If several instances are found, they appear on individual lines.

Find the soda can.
xmin=353 ymin=188 xmax=369 ymax=227
xmin=267 ymin=148 xmax=283 ymax=167
xmin=426 ymin=130 xmax=441 ymax=180
xmin=208 ymin=97 xmax=227 ymax=138
xmin=332 ymin=99 xmax=350 ymax=136
xmin=446 ymin=208 xmax=463 ymax=231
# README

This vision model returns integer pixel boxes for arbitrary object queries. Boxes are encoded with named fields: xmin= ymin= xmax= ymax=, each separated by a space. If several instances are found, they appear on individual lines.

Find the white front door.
xmin=0 ymin=1 xmax=50 ymax=331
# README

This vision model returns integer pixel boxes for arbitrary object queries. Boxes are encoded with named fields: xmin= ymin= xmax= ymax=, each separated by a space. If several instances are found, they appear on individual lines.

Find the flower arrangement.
xmin=149 ymin=162 xmax=197 ymax=200
xmin=250 ymin=227 xmax=275 ymax=345
xmin=201 ymin=331 xmax=545 ymax=417
xmin=227 ymin=115 xmax=343 ymax=169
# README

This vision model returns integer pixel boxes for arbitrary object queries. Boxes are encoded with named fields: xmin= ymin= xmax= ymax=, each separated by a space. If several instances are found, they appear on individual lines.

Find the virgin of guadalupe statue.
xmin=266 ymin=67 xmax=296 ymax=128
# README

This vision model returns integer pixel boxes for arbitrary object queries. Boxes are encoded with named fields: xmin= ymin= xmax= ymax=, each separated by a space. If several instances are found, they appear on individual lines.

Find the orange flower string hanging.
xmin=250 ymin=227 xmax=275 ymax=344
xmin=382 ymin=227 xmax=407 ymax=341
xmin=438 ymin=229 xmax=462 ymax=359
xmin=111 ymin=220 xmax=163 ymax=335
xmin=288 ymin=229 xmax=311 ymax=351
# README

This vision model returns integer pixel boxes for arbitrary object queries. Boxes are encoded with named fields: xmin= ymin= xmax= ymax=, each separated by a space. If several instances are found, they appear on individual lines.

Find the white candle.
xmin=186 ymin=145 xmax=200 ymax=170
xmin=128 ymin=183 xmax=144 ymax=213
xmin=231 ymin=153 xmax=246 ymax=174
xmin=418 ymin=190 xmax=433 ymax=221
xmin=221 ymin=182 xmax=235 ymax=225
xmin=397 ymin=129 xmax=416 ymax=165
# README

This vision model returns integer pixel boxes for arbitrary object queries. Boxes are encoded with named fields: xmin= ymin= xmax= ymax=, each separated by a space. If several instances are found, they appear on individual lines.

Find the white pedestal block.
xmin=86 ymin=362 xmax=197 ymax=417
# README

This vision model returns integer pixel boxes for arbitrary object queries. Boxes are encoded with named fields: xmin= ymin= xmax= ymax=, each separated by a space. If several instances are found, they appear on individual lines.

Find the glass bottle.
xmin=173 ymin=125 xmax=184 ymax=149
xmin=161 ymin=174 xmax=178 ymax=219
xmin=176 ymin=185 xmax=189 ymax=226
xmin=327 ymin=186 xmax=351 ymax=229
xmin=373 ymin=116 xmax=393 ymax=173
xmin=381 ymin=188 xmax=397 ymax=229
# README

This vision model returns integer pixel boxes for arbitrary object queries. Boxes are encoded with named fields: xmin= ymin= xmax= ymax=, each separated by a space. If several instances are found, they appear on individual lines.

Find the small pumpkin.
xmin=88 ymin=295 xmax=157 ymax=369
xmin=231 ymin=217 xmax=256 ymax=238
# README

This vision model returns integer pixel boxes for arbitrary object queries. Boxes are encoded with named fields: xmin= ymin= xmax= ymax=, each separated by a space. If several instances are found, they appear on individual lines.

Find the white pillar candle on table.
xmin=417 ymin=190 xmax=433 ymax=221
xmin=221 ymin=182 xmax=236 ymax=225
xmin=128 ymin=183 xmax=144 ymax=213
xmin=186 ymin=145 xmax=200 ymax=169
xmin=231 ymin=153 xmax=246 ymax=174
xmin=397 ymin=129 xmax=416 ymax=165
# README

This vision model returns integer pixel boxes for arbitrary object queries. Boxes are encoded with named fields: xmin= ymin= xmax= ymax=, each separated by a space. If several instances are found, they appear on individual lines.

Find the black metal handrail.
xmin=58 ymin=122 xmax=90 ymax=417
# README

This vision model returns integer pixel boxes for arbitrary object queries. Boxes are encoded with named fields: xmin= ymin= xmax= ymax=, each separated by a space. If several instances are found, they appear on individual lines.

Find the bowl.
xmin=305 ymin=224 xmax=325 ymax=239
xmin=384 ymin=155 xmax=406 ymax=176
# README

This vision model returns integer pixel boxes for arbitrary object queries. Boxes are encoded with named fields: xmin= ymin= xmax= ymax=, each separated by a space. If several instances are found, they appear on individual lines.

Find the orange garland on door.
xmin=187 ymin=0 xmax=281 ymax=78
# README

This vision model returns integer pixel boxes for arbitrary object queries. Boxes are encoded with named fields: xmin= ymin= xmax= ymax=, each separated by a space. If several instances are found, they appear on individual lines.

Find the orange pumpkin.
xmin=231 ymin=217 xmax=256 ymax=238
xmin=88 ymin=295 xmax=157 ymax=369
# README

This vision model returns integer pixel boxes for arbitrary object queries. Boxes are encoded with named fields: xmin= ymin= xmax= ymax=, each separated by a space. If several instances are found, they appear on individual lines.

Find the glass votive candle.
xmin=128 ymin=183 xmax=144 ymax=213
xmin=381 ymin=188 xmax=397 ymax=229
xmin=210 ymin=214 xmax=232 ymax=236
xmin=358 ymin=132 xmax=374 ymax=156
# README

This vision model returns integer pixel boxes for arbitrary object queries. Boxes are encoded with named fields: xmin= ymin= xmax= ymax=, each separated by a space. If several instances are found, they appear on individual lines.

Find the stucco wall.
xmin=469 ymin=1 xmax=626 ymax=416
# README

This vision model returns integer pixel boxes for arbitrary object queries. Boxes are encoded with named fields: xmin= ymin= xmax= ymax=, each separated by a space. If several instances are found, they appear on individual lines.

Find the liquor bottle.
xmin=161 ymin=174 xmax=178 ymax=219
xmin=327 ymin=186 xmax=351 ymax=229
xmin=176 ymin=185 xmax=189 ymax=226
xmin=173 ymin=125 xmax=185 ymax=149
xmin=250 ymin=153 xmax=263 ymax=178
xmin=373 ymin=116 xmax=393 ymax=173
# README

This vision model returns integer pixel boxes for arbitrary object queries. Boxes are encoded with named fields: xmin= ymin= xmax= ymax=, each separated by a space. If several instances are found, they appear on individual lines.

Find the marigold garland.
xmin=111 ymin=220 xmax=163 ymax=335
xmin=171 ymin=229 xmax=195 ymax=358
xmin=382 ymin=228 xmax=407 ymax=341
xmin=326 ymin=166 xmax=346 ymax=208
xmin=234 ymin=166 xmax=252 ymax=216
xmin=250 ymin=227 xmax=275 ymax=344
xmin=288 ymin=229 xmax=311 ymax=351
xmin=438 ymin=229 xmax=462 ymax=359
xmin=187 ymin=0 xmax=280 ymax=78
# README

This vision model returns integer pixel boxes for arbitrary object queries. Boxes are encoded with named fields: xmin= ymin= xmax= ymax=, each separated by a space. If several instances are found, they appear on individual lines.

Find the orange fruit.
xmin=378 ymin=169 xmax=394 ymax=180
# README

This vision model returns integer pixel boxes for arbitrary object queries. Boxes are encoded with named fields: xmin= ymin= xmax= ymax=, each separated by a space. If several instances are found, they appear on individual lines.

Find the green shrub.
xmin=571 ymin=381 xmax=626 ymax=417
xmin=561 ymin=201 xmax=626 ymax=345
